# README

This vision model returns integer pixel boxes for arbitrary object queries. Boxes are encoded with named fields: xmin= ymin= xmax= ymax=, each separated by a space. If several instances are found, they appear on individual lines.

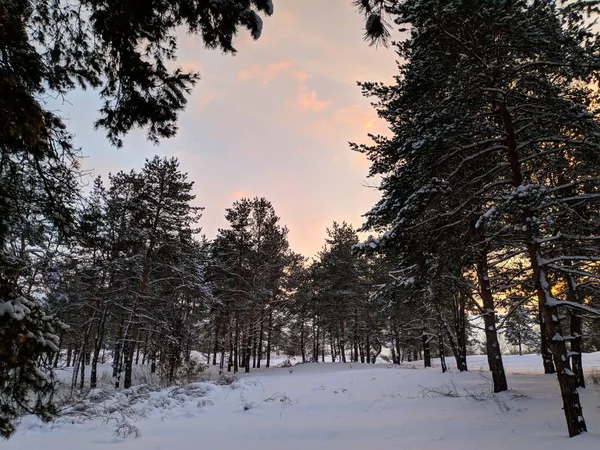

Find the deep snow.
xmin=6 ymin=353 xmax=600 ymax=449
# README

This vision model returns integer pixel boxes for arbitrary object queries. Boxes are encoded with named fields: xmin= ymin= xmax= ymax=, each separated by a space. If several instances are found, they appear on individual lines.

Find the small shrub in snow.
xmin=215 ymin=374 xmax=238 ymax=386
xmin=419 ymin=380 xmax=459 ymax=399
xmin=277 ymin=359 xmax=293 ymax=368
xmin=197 ymin=399 xmax=214 ymax=408
xmin=113 ymin=422 xmax=140 ymax=439
xmin=264 ymin=392 xmax=293 ymax=405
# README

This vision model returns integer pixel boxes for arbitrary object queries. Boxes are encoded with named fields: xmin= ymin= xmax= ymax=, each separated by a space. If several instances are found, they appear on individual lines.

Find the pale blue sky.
xmin=54 ymin=0 xmax=399 ymax=257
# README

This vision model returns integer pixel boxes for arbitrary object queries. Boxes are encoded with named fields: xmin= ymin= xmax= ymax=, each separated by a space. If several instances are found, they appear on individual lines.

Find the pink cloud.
xmin=334 ymin=103 xmax=386 ymax=134
xmin=237 ymin=61 xmax=293 ymax=84
xmin=231 ymin=190 xmax=252 ymax=200
xmin=289 ymin=85 xmax=331 ymax=112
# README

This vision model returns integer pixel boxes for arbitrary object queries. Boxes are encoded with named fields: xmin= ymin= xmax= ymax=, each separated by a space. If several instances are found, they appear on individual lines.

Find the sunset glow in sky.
xmin=60 ymin=0 xmax=399 ymax=257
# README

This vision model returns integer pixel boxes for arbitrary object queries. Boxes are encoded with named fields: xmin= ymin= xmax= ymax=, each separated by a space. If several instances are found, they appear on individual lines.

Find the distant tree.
xmin=501 ymin=304 xmax=540 ymax=356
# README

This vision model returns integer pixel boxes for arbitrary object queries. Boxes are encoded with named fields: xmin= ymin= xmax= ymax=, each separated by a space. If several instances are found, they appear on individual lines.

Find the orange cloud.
xmin=280 ymin=8 xmax=297 ymax=28
xmin=231 ymin=190 xmax=252 ymax=200
xmin=289 ymin=85 xmax=331 ymax=112
xmin=199 ymin=91 xmax=217 ymax=106
xmin=334 ymin=104 xmax=385 ymax=132
xmin=237 ymin=61 xmax=293 ymax=84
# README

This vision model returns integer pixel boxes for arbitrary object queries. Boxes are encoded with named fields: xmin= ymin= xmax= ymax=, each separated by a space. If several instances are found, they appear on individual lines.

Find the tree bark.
xmin=476 ymin=225 xmax=507 ymax=392
xmin=499 ymin=97 xmax=585 ymax=436
xmin=266 ymin=309 xmax=273 ymax=368
xmin=439 ymin=325 xmax=447 ymax=373
xmin=422 ymin=327 xmax=432 ymax=368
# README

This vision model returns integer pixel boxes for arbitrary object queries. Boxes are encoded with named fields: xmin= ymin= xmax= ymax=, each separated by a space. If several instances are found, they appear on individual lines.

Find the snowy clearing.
xmin=6 ymin=353 xmax=600 ymax=450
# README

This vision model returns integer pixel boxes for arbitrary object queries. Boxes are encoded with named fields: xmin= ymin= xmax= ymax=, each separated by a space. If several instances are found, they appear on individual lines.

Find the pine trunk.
xmin=500 ymin=98 xmax=585 ymax=436
xmin=422 ymin=328 xmax=431 ymax=368
xmin=476 ymin=225 xmax=507 ymax=392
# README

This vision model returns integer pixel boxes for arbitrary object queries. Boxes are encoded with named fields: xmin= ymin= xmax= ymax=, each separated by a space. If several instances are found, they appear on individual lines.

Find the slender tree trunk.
xmin=353 ymin=310 xmax=359 ymax=363
xmin=52 ymin=331 xmax=63 ymax=368
xmin=212 ymin=320 xmax=219 ymax=366
xmin=123 ymin=324 xmax=138 ymax=389
xmin=314 ymin=326 xmax=320 ymax=362
xmin=395 ymin=330 xmax=401 ymax=364
xmin=135 ymin=338 xmax=142 ymax=365
xmin=228 ymin=323 xmax=234 ymax=373
xmin=266 ymin=309 xmax=273 ymax=368
xmin=141 ymin=331 xmax=150 ymax=365
xmin=66 ymin=343 xmax=72 ymax=367
xmin=79 ymin=345 xmax=86 ymax=389
xmin=340 ymin=320 xmax=347 ymax=363
xmin=234 ymin=313 xmax=240 ymax=373
xmin=439 ymin=324 xmax=447 ymax=373
xmin=251 ymin=333 xmax=257 ymax=369
xmin=422 ymin=327 xmax=432 ymax=368
xmin=300 ymin=319 xmax=306 ymax=363
xmin=330 ymin=330 xmax=336 ymax=362
xmin=257 ymin=312 xmax=264 ymax=369
xmin=455 ymin=293 xmax=468 ymax=371
xmin=476 ymin=225 xmax=508 ymax=393
xmin=245 ymin=321 xmax=252 ymax=373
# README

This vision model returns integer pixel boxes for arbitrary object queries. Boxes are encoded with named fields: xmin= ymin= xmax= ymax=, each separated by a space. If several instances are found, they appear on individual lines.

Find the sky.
xmin=56 ymin=0 xmax=399 ymax=257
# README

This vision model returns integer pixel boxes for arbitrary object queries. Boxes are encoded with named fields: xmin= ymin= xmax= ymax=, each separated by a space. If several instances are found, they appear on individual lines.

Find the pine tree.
xmin=355 ymin=0 xmax=600 ymax=436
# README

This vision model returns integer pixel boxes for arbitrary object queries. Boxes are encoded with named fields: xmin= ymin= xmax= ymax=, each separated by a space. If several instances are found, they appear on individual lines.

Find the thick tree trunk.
xmin=529 ymin=244 xmax=586 ymax=436
xmin=499 ymin=98 xmax=585 ymax=436
xmin=539 ymin=311 xmax=556 ymax=373
xmin=570 ymin=312 xmax=585 ymax=388
xmin=565 ymin=273 xmax=585 ymax=388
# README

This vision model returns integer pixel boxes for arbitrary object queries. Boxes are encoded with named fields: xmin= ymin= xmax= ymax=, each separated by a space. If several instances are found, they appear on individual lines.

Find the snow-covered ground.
xmin=6 ymin=353 xmax=600 ymax=449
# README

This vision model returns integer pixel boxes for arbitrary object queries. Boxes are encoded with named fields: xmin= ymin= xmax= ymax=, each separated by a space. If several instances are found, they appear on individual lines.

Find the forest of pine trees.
xmin=1 ymin=0 xmax=599 ymax=441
